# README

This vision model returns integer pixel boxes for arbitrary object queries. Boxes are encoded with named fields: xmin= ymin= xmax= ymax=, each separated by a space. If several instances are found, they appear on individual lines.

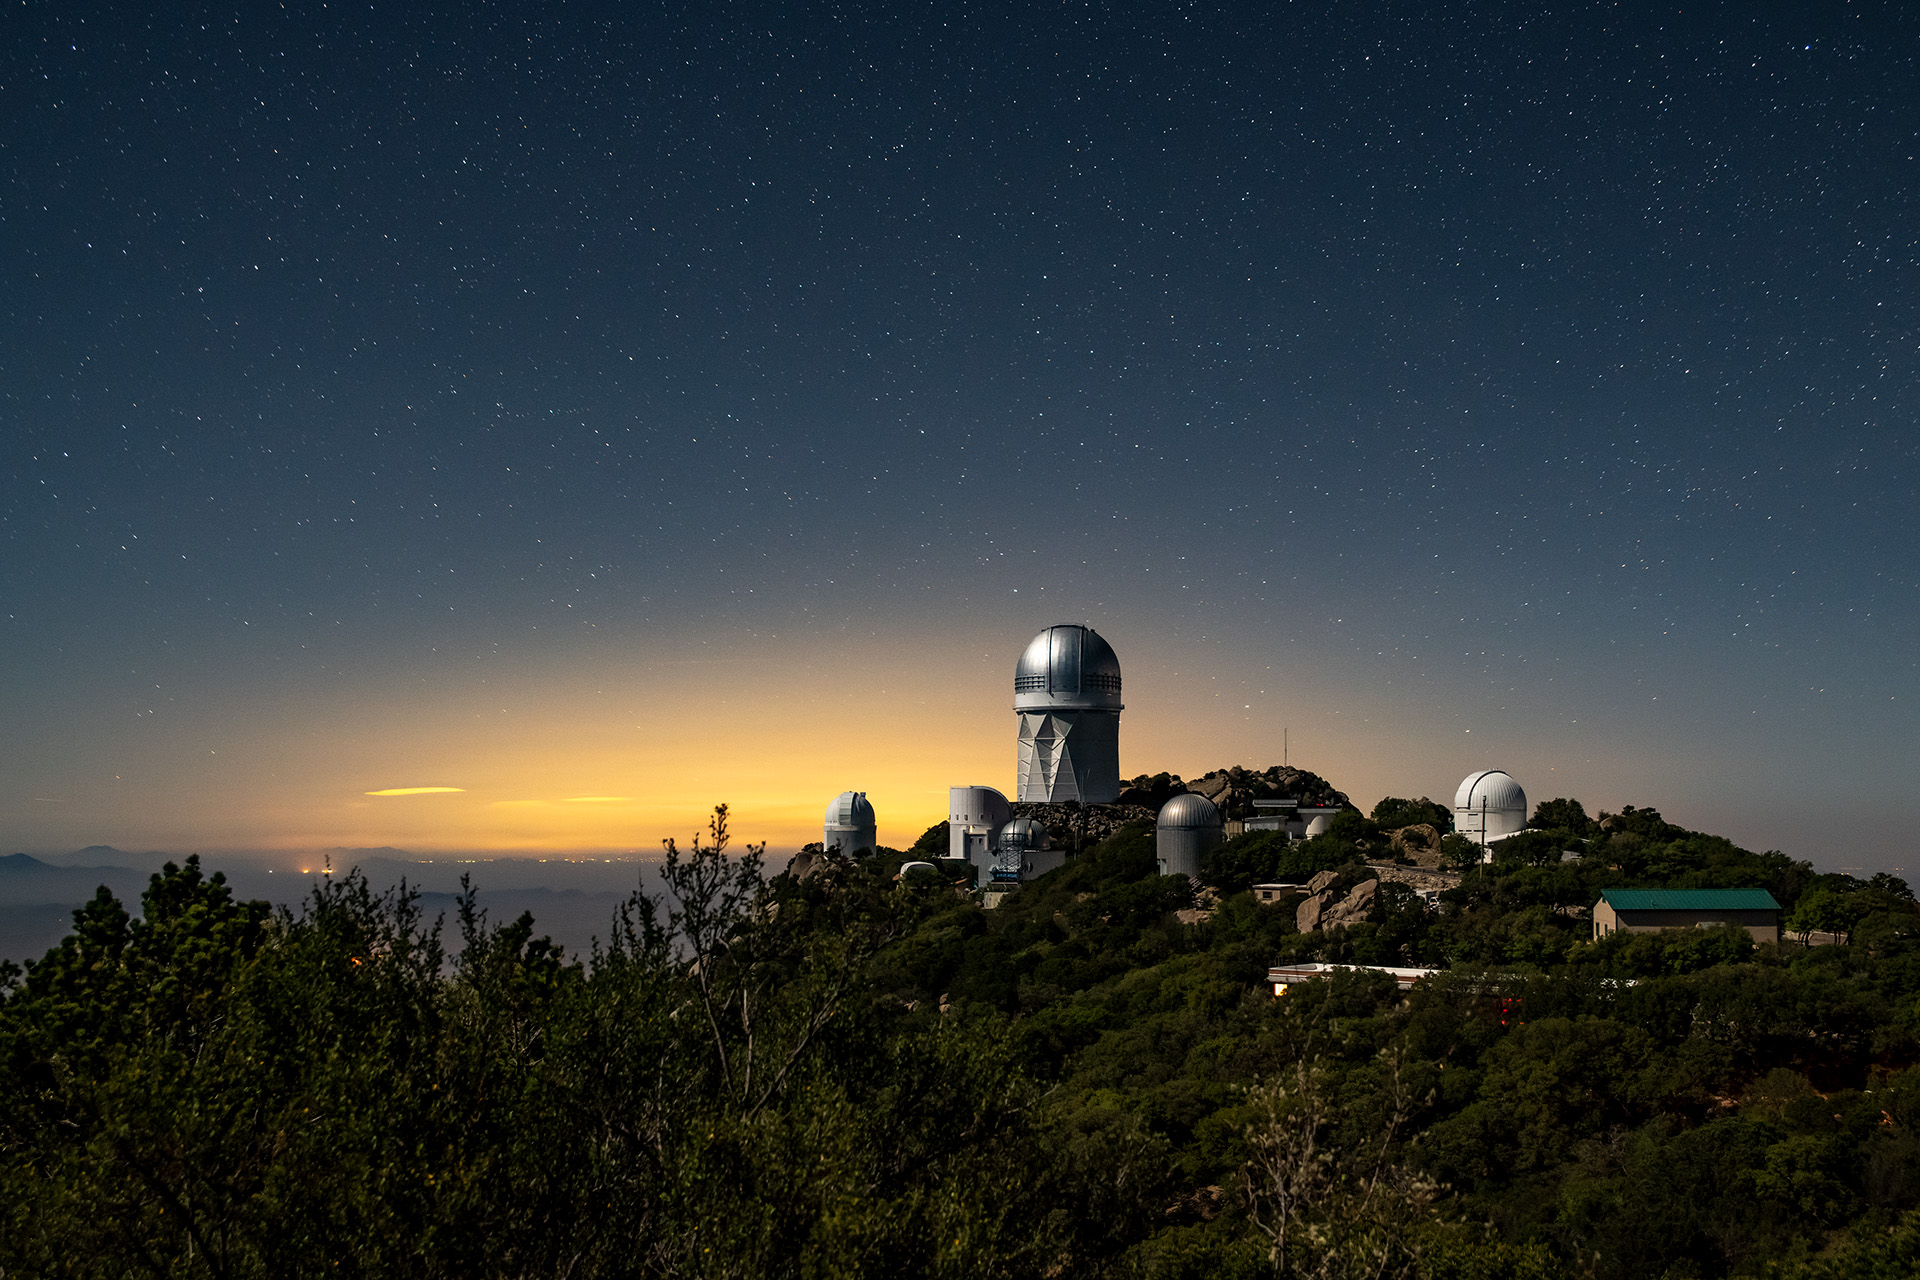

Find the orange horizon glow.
xmin=1 ymin=624 xmax=1785 ymax=862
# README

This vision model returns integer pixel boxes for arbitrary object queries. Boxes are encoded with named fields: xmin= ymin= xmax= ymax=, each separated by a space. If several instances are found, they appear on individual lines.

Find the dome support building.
xmin=1013 ymin=624 xmax=1124 ymax=804
xmin=948 ymin=785 xmax=1013 ymax=867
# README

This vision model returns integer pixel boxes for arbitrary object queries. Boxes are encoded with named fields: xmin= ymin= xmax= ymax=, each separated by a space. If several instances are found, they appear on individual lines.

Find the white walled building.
xmin=948 ymin=785 xmax=1012 ymax=870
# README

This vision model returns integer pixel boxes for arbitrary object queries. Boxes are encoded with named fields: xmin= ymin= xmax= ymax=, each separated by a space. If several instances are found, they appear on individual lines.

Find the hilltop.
xmin=3 ymin=794 xmax=1918 ymax=1277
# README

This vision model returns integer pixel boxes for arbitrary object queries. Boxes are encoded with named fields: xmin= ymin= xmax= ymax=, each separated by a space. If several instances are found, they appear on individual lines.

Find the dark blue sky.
xmin=4 ymin=1 xmax=1916 ymax=863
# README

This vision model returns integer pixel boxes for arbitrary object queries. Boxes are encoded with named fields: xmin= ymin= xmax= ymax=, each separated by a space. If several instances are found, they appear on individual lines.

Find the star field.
xmin=3 ymin=1 xmax=1916 ymax=862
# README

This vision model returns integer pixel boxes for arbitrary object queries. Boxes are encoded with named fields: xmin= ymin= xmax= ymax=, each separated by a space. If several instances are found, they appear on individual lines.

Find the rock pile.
xmin=1118 ymin=764 xmax=1351 ymax=821
xmin=1387 ymin=823 xmax=1444 ymax=867
xmin=786 ymin=843 xmax=859 ymax=887
xmin=1009 ymin=801 xmax=1156 ymax=850
xmin=1174 ymin=884 xmax=1222 ymax=927
xmin=1296 ymin=875 xmax=1379 ymax=933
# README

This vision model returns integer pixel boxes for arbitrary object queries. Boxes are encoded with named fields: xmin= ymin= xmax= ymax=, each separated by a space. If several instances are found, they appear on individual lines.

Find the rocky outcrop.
xmin=1120 ymin=765 xmax=1351 ymax=823
xmin=1366 ymin=863 xmax=1457 ymax=894
xmin=1325 ymin=879 xmax=1377 ymax=928
xmin=1388 ymin=823 xmax=1443 ymax=867
xmin=1296 ymin=892 xmax=1327 ymax=933
xmin=787 ymin=843 xmax=867 ymax=887
xmin=787 ymin=842 xmax=827 ymax=881
xmin=1183 ymin=765 xmax=1351 ymax=821
xmin=1296 ymin=877 xmax=1379 ymax=933
xmin=1174 ymin=884 xmax=1222 ymax=927
xmin=1009 ymin=801 xmax=1155 ymax=851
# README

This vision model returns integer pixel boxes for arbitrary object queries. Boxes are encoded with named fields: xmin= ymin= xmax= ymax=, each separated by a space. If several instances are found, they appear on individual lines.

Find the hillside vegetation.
xmin=4 ymin=800 xmax=1919 ymax=1278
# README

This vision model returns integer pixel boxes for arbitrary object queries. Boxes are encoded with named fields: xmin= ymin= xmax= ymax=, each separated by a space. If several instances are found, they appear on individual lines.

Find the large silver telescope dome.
xmin=1156 ymin=793 xmax=1224 ymax=830
xmin=1013 ymin=624 xmax=1123 ymax=712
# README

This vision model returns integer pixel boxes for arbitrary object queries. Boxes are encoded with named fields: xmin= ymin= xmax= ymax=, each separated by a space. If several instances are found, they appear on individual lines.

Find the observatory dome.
xmin=1156 ymin=793 xmax=1224 ymax=830
xmin=825 ymin=791 xmax=876 ymax=829
xmin=1454 ymin=770 xmax=1527 ymax=844
xmin=823 ymin=790 xmax=878 ymax=855
xmin=1156 ymin=793 xmax=1224 ymax=878
xmin=997 ymin=817 xmax=1049 ymax=852
xmin=1013 ymin=624 xmax=1123 ymax=712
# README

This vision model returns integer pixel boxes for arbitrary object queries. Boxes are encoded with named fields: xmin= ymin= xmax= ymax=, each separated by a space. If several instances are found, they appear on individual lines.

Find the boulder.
xmin=1322 ymin=879 xmax=1378 ymax=929
xmin=788 ymin=843 xmax=826 ymax=881
xmin=1307 ymin=869 xmax=1340 ymax=894
xmin=1388 ymin=823 xmax=1443 ymax=867
xmin=1298 ymin=878 xmax=1380 ymax=932
xmin=1190 ymin=773 xmax=1234 ymax=802
xmin=1296 ymin=891 xmax=1328 ymax=933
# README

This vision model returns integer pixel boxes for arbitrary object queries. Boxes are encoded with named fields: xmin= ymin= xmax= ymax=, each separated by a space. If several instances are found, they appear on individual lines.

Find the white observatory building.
xmin=1454 ymin=770 xmax=1527 ymax=847
xmin=823 ymin=791 xmax=878 ymax=856
xmin=946 ymin=787 xmax=1064 ymax=886
xmin=948 ymin=785 xmax=1013 ymax=865
xmin=1156 ymin=793 xmax=1225 ymax=879
xmin=992 ymin=817 xmax=1063 ymax=885
xmin=1014 ymin=624 xmax=1124 ymax=804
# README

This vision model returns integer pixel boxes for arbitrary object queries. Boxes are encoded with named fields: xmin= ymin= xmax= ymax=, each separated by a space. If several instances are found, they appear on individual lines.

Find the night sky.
xmin=4 ymin=2 xmax=1915 ymax=868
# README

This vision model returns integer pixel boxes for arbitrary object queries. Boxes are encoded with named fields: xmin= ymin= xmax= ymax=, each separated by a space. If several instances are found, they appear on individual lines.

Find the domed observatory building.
xmin=948 ymin=785 xmax=1013 ymax=868
xmin=1454 ymin=771 xmax=1527 ymax=849
xmin=1156 ymin=793 xmax=1225 ymax=879
xmin=823 ymin=791 xmax=878 ymax=856
xmin=1014 ymin=624 xmax=1124 ymax=804
xmin=991 ymin=817 xmax=1053 ymax=886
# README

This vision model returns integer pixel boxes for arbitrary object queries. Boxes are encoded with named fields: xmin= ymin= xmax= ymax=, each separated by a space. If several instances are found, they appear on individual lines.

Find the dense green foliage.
xmin=5 ymin=802 xmax=1920 ymax=1277
xmin=1372 ymin=797 xmax=1453 ymax=833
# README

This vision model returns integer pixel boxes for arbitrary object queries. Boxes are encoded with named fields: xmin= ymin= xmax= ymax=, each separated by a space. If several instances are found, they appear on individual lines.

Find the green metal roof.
xmin=1599 ymin=888 xmax=1780 ymax=912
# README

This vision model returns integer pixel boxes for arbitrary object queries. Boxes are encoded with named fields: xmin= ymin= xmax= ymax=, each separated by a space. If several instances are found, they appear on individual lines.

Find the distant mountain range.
xmin=0 ymin=853 xmax=147 ymax=905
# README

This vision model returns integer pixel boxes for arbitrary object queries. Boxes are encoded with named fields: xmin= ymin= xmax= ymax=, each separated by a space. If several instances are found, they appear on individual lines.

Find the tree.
xmin=1777 ymin=1207 xmax=1920 ymax=1278
xmin=1372 ymin=796 xmax=1452 ymax=832
xmin=1529 ymin=797 xmax=1592 ymax=834
xmin=905 ymin=820 xmax=949 ymax=859
xmin=1242 ymin=1050 xmax=1437 ymax=1279
xmin=1490 ymin=830 xmax=1569 ymax=869
xmin=1868 ymin=872 xmax=1916 ymax=902
xmin=1439 ymin=834 xmax=1483 ymax=873
xmin=1787 ymin=883 xmax=1871 ymax=945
